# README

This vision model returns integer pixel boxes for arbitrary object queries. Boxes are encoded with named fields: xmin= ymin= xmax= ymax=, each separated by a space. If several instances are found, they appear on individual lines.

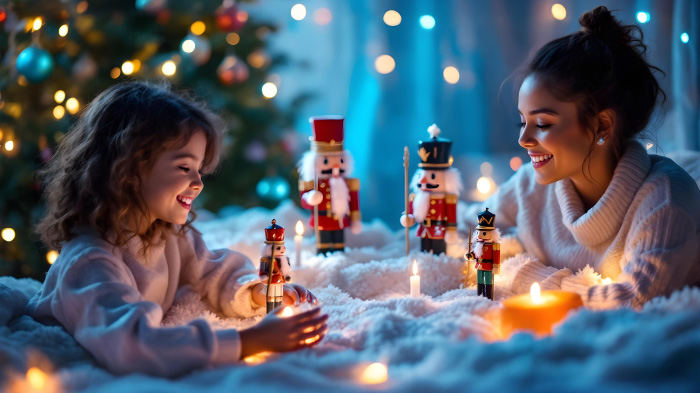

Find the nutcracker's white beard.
xmin=329 ymin=176 xmax=350 ymax=224
xmin=471 ymin=229 xmax=502 ymax=259
xmin=412 ymin=190 xmax=431 ymax=223
xmin=259 ymin=244 xmax=291 ymax=277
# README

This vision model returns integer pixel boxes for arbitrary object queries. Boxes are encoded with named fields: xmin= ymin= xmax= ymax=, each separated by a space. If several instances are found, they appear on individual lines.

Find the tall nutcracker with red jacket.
xmin=465 ymin=208 xmax=501 ymax=300
xmin=259 ymin=219 xmax=292 ymax=313
xmin=297 ymin=116 xmax=361 ymax=255
xmin=400 ymin=125 xmax=463 ymax=255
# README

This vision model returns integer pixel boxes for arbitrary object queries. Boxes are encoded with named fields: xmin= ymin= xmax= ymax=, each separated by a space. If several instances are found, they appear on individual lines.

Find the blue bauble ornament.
xmin=16 ymin=46 xmax=54 ymax=83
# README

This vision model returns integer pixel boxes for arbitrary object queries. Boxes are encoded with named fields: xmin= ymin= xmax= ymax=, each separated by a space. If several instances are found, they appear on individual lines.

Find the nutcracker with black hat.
xmin=297 ymin=116 xmax=361 ymax=255
xmin=464 ymin=208 xmax=501 ymax=300
xmin=400 ymin=124 xmax=463 ymax=255
xmin=259 ymin=219 xmax=292 ymax=313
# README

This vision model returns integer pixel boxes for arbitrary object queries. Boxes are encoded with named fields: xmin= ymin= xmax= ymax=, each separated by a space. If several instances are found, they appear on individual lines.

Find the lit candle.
xmin=295 ymin=220 xmax=304 ymax=267
xmin=500 ymin=282 xmax=583 ymax=338
xmin=360 ymin=362 xmax=388 ymax=385
xmin=410 ymin=260 xmax=420 ymax=298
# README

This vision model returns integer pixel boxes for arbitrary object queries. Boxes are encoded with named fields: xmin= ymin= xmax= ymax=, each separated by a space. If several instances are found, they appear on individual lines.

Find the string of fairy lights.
xmin=0 ymin=2 xmax=692 ymax=264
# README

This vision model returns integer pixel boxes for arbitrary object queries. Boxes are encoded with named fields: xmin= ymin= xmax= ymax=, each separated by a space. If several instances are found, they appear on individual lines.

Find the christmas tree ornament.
xmin=297 ymin=116 xmax=362 ymax=255
xmin=256 ymin=175 xmax=290 ymax=201
xmin=400 ymin=124 xmax=462 ymax=255
xmin=180 ymin=34 xmax=211 ymax=66
xmin=16 ymin=46 xmax=54 ymax=83
xmin=464 ymin=208 xmax=501 ymax=300
xmin=259 ymin=219 xmax=292 ymax=313
xmin=72 ymin=54 xmax=98 ymax=82
xmin=216 ymin=1 xmax=246 ymax=32
xmin=135 ymin=0 xmax=166 ymax=13
xmin=217 ymin=54 xmax=249 ymax=85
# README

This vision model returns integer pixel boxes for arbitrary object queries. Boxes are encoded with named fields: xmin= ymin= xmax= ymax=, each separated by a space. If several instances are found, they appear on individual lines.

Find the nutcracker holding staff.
xmin=297 ymin=116 xmax=361 ymax=255
xmin=259 ymin=219 xmax=292 ymax=313
xmin=400 ymin=124 xmax=463 ymax=255
xmin=465 ymin=208 xmax=501 ymax=300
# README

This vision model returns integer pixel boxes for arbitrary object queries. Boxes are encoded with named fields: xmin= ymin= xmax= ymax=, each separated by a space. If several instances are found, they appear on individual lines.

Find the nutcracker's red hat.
xmin=264 ymin=219 xmax=285 ymax=244
xmin=309 ymin=116 xmax=344 ymax=154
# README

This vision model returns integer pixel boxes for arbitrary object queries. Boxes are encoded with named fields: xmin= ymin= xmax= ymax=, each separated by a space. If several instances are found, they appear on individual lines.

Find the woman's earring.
xmin=597 ymin=137 xmax=604 ymax=145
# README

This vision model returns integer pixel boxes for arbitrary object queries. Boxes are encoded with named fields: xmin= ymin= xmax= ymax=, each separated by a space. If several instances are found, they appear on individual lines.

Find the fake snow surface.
xmin=1 ymin=200 xmax=699 ymax=392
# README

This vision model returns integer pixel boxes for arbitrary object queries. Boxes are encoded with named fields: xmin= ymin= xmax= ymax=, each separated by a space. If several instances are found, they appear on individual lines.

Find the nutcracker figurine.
xmin=400 ymin=124 xmax=463 ymax=255
xmin=464 ymin=208 xmax=501 ymax=300
xmin=259 ymin=219 xmax=292 ymax=313
xmin=297 ymin=116 xmax=362 ymax=255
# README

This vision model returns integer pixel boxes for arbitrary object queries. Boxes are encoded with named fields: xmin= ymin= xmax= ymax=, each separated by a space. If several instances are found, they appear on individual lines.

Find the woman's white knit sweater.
xmin=461 ymin=141 xmax=700 ymax=309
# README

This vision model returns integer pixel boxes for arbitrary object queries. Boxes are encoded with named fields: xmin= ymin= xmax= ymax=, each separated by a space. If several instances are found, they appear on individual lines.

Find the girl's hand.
xmin=239 ymin=306 xmax=329 ymax=359
xmin=283 ymin=283 xmax=318 ymax=306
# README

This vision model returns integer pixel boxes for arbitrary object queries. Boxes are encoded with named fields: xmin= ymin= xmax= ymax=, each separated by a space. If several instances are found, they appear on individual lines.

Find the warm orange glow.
xmin=243 ymin=351 xmax=273 ymax=365
xmin=530 ymin=282 xmax=542 ymax=304
xmin=412 ymin=260 xmax=418 ymax=275
xmin=46 ymin=250 xmax=59 ymax=264
xmin=190 ymin=21 xmax=206 ymax=35
xmin=602 ymin=277 xmax=612 ymax=285
xmin=26 ymin=367 xmax=47 ymax=389
xmin=551 ymin=4 xmax=566 ymax=20
xmin=32 ymin=17 xmax=43 ymax=31
xmin=510 ymin=156 xmax=523 ymax=171
xmin=295 ymin=220 xmax=304 ymax=236
xmin=281 ymin=307 xmax=294 ymax=317
xmin=443 ymin=66 xmax=460 ymax=84
xmin=360 ymin=363 xmax=388 ymax=384
xmin=383 ymin=10 xmax=401 ymax=26
xmin=375 ymin=55 xmax=395 ymax=74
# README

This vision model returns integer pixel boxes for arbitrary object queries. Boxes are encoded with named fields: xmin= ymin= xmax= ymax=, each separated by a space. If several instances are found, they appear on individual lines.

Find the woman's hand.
xmin=283 ymin=283 xmax=318 ymax=306
xmin=239 ymin=306 xmax=329 ymax=359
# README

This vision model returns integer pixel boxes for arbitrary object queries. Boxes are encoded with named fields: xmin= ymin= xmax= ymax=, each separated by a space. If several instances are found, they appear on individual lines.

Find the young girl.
xmin=26 ymin=82 xmax=328 ymax=377
xmin=462 ymin=7 xmax=700 ymax=309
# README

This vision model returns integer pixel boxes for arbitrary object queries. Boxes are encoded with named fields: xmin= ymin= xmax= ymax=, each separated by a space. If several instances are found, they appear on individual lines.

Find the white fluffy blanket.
xmin=1 ymin=200 xmax=699 ymax=392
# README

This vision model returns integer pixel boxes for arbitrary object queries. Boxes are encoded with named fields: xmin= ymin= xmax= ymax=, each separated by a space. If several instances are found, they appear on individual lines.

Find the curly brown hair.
xmin=36 ymin=81 xmax=225 ymax=251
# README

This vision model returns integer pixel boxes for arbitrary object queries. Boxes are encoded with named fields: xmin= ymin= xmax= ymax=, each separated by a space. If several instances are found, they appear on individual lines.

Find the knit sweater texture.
xmin=461 ymin=141 xmax=700 ymax=309
xmin=26 ymin=226 xmax=266 ymax=377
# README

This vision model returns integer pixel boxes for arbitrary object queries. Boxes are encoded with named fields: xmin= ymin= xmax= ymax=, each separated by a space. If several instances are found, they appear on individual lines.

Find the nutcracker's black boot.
xmin=267 ymin=300 xmax=282 ymax=314
xmin=484 ymin=285 xmax=494 ymax=300
xmin=477 ymin=284 xmax=485 ymax=297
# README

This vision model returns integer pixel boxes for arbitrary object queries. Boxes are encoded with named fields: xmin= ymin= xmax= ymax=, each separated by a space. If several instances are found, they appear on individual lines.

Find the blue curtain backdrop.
xmin=248 ymin=0 xmax=698 ymax=228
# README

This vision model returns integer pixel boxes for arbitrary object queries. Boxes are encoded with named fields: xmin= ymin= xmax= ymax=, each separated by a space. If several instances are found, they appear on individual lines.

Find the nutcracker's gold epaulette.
xmin=409 ymin=193 xmax=415 ymax=202
xmin=446 ymin=194 xmax=459 ymax=204
xmin=299 ymin=179 xmax=314 ymax=192
xmin=346 ymin=177 xmax=360 ymax=191
xmin=493 ymin=243 xmax=500 ymax=250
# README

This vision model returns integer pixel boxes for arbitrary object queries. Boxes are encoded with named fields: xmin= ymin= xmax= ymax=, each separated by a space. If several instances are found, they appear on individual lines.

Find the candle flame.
xmin=281 ymin=307 xmax=294 ymax=317
xmin=360 ymin=362 xmax=388 ymax=384
xmin=530 ymin=282 xmax=543 ymax=304
xmin=602 ymin=277 xmax=612 ymax=285
xmin=295 ymin=220 xmax=304 ymax=236
xmin=412 ymin=260 xmax=418 ymax=275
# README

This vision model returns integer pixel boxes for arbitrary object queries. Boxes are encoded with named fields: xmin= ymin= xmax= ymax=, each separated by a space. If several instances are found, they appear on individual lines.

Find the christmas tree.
xmin=0 ymin=0 xmax=303 ymax=279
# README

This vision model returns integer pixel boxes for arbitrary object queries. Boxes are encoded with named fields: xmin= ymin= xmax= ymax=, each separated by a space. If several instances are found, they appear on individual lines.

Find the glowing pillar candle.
xmin=410 ymin=260 xmax=420 ymax=298
xmin=294 ymin=220 xmax=304 ymax=267
xmin=501 ymin=282 xmax=583 ymax=338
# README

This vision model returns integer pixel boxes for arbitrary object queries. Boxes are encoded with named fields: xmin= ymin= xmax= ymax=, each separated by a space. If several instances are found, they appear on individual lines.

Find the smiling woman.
xmin=460 ymin=6 xmax=700 ymax=310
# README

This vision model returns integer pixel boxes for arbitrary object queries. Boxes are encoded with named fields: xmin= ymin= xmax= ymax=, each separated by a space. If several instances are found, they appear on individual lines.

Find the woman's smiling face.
xmin=517 ymin=74 xmax=595 ymax=185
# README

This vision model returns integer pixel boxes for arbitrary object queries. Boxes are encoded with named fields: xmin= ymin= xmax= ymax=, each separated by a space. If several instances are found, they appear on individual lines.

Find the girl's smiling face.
xmin=517 ymin=74 xmax=595 ymax=185
xmin=140 ymin=131 xmax=206 ymax=228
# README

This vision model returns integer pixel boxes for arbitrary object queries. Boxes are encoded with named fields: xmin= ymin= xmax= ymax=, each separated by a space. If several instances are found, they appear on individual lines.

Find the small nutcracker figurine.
xmin=400 ymin=124 xmax=463 ymax=255
xmin=297 ymin=116 xmax=362 ymax=255
xmin=259 ymin=219 xmax=292 ymax=313
xmin=465 ymin=208 xmax=501 ymax=300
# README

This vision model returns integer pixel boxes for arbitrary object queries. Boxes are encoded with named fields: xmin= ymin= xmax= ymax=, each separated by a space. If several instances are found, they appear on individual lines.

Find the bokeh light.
xmin=383 ymin=10 xmax=401 ymax=26
xmin=46 ymin=250 xmax=59 ymax=264
xmin=480 ymin=162 xmax=493 ymax=176
xmin=110 ymin=67 xmax=121 ymax=79
xmin=681 ymin=32 xmax=689 ymax=43
xmin=262 ymin=82 xmax=278 ymax=98
xmin=32 ymin=17 xmax=43 ymax=31
xmin=121 ymin=61 xmax=135 ymax=75
xmin=313 ymin=7 xmax=332 ymax=25
xmin=510 ymin=156 xmax=523 ymax=171
xmin=190 ymin=21 xmax=206 ymax=35
xmin=551 ymin=4 xmax=566 ymax=20
xmin=226 ymin=32 xmax=240 ymax=45
xmin=53 ymin=105 xmax=66 ymax=119
xmin=476 ymin=177 xmax=494 ymax=194
xmin=54 ymin=90 xmax=66 ymax=103
xmin=1 ymin=228 xmax=15 ymax=242
xmin=291 ymin=4 xmax=306 ymax=20
xmin=181 ymin=39 xmax=195 ymax=53
xmin=162 ymin=60 xmax=176 ymax=76
xmin=636 ymin=11 xmax=650 ymax=24
xmin=59 ymin=24 xmax=69 ymax=37
xmin=375 ymin=55 xmax=395 ymax=74
xmin=4 ymin=140 xmax=14 ymax=151
xmin=443 ymin=66 xmax=459 ymax=84
xmin=419 ymin=15 xmax=435 ymax=29
xmin=65 ymin=98 xmax=80 ymax=114
xmin=360 ymin=363 xmax=388 ymax=385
